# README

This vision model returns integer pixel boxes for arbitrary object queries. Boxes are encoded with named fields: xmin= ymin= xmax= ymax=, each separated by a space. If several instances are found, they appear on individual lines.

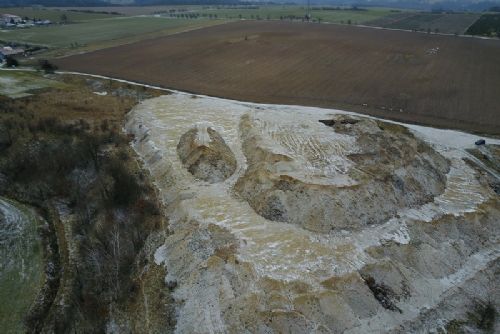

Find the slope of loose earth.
xmin=127 ymin=92 xmax=500 ymax=333
xmin=235 ymin=114 xmax=450 ymax=232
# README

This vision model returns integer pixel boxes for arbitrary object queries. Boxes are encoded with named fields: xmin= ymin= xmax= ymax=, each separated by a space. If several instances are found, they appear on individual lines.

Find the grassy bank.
xmin=0 ymin=198 xmax=45 ymax=333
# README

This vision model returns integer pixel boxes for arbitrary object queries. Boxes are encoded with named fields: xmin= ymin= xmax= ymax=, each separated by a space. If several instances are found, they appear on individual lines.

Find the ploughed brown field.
xmin=55 ymin=21 xmax=500 ymax=134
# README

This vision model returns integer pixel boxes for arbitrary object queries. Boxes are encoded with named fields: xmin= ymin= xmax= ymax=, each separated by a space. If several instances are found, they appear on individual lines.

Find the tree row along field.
xmin=1 ymin=5 xmax=492 ymax=55
xmin=55 ymin=20 xmax=500 ymax=135
xmin=49 ymin=5 xmax=395 ymax=22
xmin=163 ymin=5 xmax=394 ymax=24
xmin=42 ymin=5 xmax=483 ymax=31
xmin=0 ymin=7 xmax=117 ymax=22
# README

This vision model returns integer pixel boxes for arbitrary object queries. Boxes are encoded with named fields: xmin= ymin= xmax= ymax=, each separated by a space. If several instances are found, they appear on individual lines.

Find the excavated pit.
xmin=126 ymin=93 xmax=500 ymax=333
xmin=177 ymin=126 xmax=237 ymax=183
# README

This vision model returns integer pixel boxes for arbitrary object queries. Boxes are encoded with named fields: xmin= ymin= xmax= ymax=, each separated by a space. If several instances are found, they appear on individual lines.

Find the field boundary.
xmin=2 ymin=68 xmax=498 ymax=139
xmin=355 ymin=21 xmax=498 ymax=40
xmin=60 ymin=70 xmax=500 ymax=141
xmin=53 ymin=19 xmax=232 ymax=59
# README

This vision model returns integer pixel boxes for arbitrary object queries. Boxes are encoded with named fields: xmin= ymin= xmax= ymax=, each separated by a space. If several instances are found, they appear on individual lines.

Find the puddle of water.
xmin=0 ymin=72 xmax=62 ymax=98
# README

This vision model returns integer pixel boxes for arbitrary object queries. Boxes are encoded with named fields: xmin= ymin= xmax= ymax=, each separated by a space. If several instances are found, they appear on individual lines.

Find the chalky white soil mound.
xmin=126 ymin=93 xmax=500 ymax=334
xmin=235 ymin=114 xmax=450 ymax=232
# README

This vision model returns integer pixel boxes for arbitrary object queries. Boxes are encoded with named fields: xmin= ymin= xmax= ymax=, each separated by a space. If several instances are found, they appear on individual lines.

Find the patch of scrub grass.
xmin=0 ymin=70 xmax=66 ymax=98
xmin=441 ymin=301 xmax=497 ymax=334
xmin=468 ymin=301 xmax=496 ymax=333
xmin=0 ymin=198 xmax=45 ymax=333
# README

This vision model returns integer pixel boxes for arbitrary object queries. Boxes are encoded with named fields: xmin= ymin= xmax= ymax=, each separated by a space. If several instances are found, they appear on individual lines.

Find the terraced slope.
xmin=126 ymin=92 xmax=500 ymax=333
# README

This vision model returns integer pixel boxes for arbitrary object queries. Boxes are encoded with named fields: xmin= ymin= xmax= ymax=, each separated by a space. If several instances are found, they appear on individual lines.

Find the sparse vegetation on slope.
xmin=0 ymin=72 xmax=174 ymax=332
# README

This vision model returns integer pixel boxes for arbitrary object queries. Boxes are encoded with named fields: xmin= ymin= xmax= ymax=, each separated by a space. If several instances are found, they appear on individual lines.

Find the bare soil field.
xmin=56 ymin=21 xmax=500 ymax=135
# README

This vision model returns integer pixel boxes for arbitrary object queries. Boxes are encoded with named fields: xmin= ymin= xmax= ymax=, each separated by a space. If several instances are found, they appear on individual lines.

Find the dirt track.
xmin=55 ymin=21 xmax=500 ymax=134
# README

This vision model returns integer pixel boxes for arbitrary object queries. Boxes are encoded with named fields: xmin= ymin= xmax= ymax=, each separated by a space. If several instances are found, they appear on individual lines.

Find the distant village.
xmin=1 ymin=13 xmax=51 ymax=29
xmin=0 ymin=13 xmax=52 ymax=64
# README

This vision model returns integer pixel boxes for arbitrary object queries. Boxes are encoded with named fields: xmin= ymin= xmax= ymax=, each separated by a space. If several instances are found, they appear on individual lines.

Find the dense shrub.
xmin=38 ymin=59 xmax=58 ymax=74
xmin=107 ymin=157 xmax=142 ymax=207
xmin=5 ymin=56 xmax=19 ymax=68
xmin=0 ymin=79 xmax=164 ymax=332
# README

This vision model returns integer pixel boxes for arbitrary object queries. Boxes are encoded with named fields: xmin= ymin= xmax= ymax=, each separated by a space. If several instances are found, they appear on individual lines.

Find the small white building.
xmin=35 ymin=19 xmax=51 ymax=25
xmin=0 ymin=46 xmax=24 ymax=57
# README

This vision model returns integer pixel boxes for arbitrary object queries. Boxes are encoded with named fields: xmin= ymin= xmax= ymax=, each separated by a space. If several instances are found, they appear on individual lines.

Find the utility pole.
xmin=306 ymin=0 xmax=311 ymax=21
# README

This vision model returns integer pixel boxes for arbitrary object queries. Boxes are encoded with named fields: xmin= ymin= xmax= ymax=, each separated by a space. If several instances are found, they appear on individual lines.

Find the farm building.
xmin=1 ymin=14 xmax=22 ymax=25
xmin=0 ymin=46 xmax=25 ymax=60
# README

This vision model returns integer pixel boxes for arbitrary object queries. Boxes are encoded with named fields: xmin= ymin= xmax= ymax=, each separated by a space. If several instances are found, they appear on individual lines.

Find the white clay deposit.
xmin=126 ymin=92 xmax=500 ymax=333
